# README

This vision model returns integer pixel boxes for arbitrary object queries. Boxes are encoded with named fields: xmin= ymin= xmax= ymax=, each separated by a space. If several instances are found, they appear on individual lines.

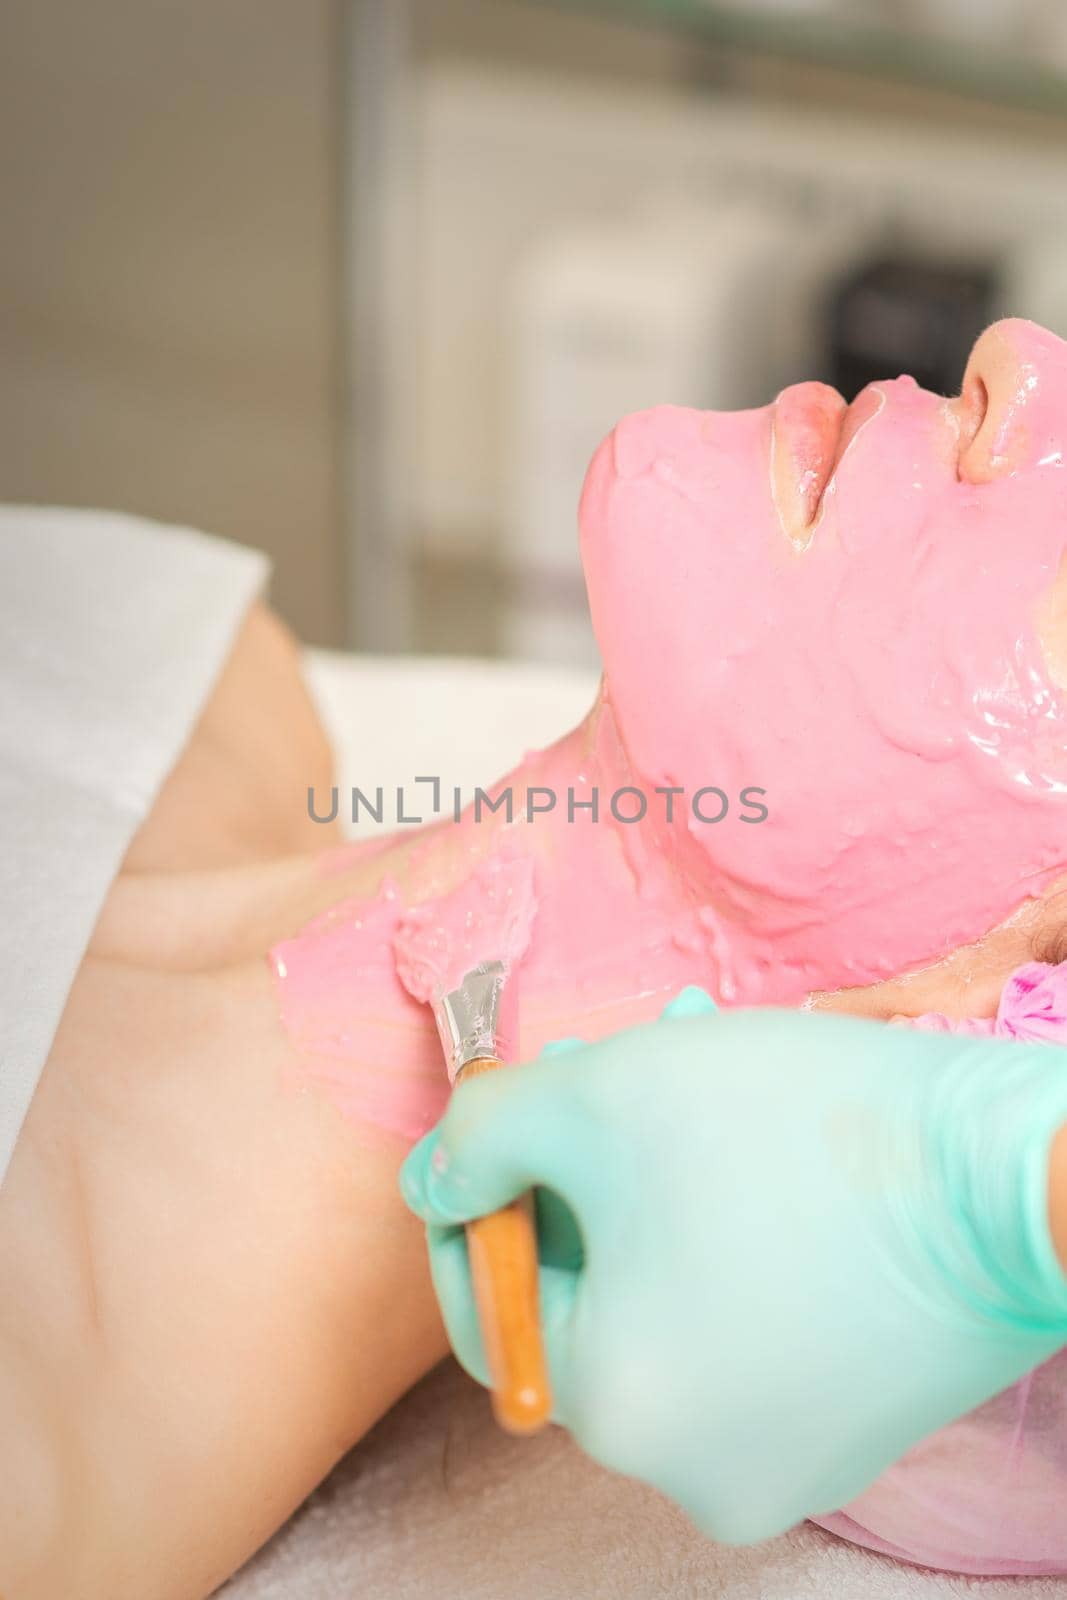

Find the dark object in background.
xmin=825 ymin=255 xmax=999 ymax=401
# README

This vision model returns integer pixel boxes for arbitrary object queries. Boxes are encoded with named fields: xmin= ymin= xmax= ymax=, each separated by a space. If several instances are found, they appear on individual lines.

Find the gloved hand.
xmin=400 ymin=990 xmax=1067 ymax=1544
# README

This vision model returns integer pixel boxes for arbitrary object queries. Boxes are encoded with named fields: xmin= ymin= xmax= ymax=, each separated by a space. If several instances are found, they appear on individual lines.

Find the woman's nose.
xmin=952 ymin=317 xmax=1066 ymax=483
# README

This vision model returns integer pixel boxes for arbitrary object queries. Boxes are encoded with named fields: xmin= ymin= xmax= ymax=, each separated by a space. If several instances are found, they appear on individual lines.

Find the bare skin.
xmin=0 ymin=607 xmax=451 ymax=1600
xmin=3 ymin=601 xmax=1067 ymax=1599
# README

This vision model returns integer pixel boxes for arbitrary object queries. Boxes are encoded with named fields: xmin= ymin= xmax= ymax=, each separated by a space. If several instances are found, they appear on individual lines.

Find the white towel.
xmin=0 ymin=506 xmax=266 ymax=1181
xmin=222 ymin=1359 xmax=1062 ymax=1600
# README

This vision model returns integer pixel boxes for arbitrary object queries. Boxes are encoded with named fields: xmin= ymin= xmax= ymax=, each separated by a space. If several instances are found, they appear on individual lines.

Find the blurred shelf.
xmin=548 ymin=1 xmax=1067 ymax=117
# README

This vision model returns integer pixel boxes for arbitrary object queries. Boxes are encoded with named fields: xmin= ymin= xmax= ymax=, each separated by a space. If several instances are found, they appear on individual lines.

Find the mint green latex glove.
xmin=400 ymin=990 xmax=1067 ymax=1544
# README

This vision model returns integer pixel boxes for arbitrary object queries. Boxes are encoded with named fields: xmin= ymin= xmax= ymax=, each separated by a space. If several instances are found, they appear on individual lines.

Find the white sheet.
xmin=224 ymin=1359 xmax=1060 ymax=1600
xmin=303 ymin=648 xmax=601 ymax=836
xmin=0 ymin=506 xmax=266 ymax=1182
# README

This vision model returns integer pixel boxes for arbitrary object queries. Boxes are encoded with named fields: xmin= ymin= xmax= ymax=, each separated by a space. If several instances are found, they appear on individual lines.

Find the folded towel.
xmin=222 ymin=1359 xmax=1064 ymax=1600
xmin=0 ymin=505 xmax=266 ymax=1183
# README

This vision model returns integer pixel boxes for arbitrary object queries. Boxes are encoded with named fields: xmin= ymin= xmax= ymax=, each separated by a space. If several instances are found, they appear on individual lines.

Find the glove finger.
xmin=401 ymin=1051 xmax=612 ymax=1229
xmin=399 ymin=1127 xmax=444 ymax=1214
xmin=535 ymin=1185 xmax=583 ymax=1271
xmin=426 ymin=1215 xmax=581 ymax=1410
xmin=426 ymin=1222 xmax=490 ymax=1386
xmin=661 ymin=984 xmax=718 ymax=1020
xmin=539 ymin=1036 xmax=585 ymax=1057
xmin=405 ymin=1148 xmax=584 ymax=1267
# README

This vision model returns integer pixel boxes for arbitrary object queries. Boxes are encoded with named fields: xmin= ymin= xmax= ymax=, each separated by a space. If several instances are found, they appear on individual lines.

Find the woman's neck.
xmin=269 ymin=695 xmax=714 ymax=1142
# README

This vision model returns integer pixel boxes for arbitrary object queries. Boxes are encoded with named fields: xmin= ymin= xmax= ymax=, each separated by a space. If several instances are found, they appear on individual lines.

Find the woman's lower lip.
xmin=772 ymin=381 xmax=848 ymax=542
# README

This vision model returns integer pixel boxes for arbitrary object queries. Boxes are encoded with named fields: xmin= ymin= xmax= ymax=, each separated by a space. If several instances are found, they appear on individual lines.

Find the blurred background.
xmin=4 ymin=0 xmax=1067 ymax=663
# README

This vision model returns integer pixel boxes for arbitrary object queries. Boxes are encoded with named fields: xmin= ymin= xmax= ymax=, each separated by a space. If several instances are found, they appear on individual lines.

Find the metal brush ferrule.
xmin=436 ymin=959 xmax=517 ymax=1082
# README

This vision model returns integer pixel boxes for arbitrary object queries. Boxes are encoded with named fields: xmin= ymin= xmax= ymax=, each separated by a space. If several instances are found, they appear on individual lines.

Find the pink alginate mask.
xmin=270 ymin=319 xmax=1067 ymax=1576
xmin=580 ymin=319 xmax=1067 ymax=1002
xmin=815 ymin=959 xmax=1067 ymax=1576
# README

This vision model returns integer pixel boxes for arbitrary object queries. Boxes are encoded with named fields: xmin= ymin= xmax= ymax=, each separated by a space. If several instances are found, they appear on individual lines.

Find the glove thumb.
xmin=400 ymin=1048 xmax=608 ymax=1226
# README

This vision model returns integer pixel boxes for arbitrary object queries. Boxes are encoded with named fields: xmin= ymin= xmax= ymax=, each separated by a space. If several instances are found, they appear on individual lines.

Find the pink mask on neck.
xmin=580 ymin=319 xmax=1067 ymax=1002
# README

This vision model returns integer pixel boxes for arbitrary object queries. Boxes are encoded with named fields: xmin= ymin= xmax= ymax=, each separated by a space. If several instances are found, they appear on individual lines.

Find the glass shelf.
xmin=549 ymin=1 xmax=1067 ymax=116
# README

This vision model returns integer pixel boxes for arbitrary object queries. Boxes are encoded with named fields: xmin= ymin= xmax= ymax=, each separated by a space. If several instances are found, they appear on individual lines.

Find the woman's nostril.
xmin=952 ymin=373 xmax=989 ymax=479
xmin=964 ymin=375 xmax=989 ymax=450
xmin=953 ymin=319 xmax=1050 ymax=484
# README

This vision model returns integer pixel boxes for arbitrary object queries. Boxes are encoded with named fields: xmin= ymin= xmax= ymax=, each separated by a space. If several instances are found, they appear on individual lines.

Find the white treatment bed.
xmin=221 ymin=650 xmax=1062 ymax=1600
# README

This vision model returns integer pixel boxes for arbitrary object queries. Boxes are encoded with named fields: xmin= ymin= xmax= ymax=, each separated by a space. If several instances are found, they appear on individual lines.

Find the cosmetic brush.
xmin=394 ymin=856 xmax=551 ymax=1435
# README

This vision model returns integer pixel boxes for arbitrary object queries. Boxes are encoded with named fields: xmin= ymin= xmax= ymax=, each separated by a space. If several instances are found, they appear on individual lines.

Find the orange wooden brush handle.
xmin=460 ymin=1056 xmax=552 ymax=1435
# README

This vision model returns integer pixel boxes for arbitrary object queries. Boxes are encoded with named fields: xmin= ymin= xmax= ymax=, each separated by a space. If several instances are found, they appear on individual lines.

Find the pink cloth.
xmin=813 ymin=960 xmax=1067 ymax=1574
xmin=906 ymin=961 xmax=1067 ymax=1046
